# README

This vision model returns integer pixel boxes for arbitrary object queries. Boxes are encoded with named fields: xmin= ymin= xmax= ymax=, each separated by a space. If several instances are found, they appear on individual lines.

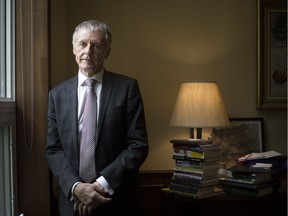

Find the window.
xmin=0 ymin=0 xmax=16 ymax=215
xmin=0 ymin=126 xmax=14 ymax=216
xmin=0 ymin=0 xmax=15 ymax=99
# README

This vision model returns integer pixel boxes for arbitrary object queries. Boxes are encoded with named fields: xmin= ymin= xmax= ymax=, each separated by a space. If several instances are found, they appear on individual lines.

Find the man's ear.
xmin=104 ymin=47 xmax=111 ymax=59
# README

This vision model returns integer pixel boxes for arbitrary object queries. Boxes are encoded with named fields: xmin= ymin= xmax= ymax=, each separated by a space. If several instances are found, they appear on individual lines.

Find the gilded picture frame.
xmin=257 ymin=0 xmax=287 ymax=109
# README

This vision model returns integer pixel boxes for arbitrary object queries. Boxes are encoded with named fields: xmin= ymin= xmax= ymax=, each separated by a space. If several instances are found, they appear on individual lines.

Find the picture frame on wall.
xmin=211 ymin=118 xmax=264 ymax=169
xmin=257 ymin=0 xmax=287 ymax=110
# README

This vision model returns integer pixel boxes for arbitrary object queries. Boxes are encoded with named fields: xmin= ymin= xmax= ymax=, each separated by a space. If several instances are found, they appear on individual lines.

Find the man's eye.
xmin=79 ymin=42 xmax=87 ymax=48
xmin=92 ymin=44 xmax=100 ymax=49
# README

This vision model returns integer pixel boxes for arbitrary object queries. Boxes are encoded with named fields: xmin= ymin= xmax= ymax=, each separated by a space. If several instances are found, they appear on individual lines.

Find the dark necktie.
xmin=79 ymin=78 xmax=97 ymax=182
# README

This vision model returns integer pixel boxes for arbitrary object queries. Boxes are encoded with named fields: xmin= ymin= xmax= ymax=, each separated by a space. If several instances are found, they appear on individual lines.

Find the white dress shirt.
xmin=71 ymin=69 xmax=114 ymax=200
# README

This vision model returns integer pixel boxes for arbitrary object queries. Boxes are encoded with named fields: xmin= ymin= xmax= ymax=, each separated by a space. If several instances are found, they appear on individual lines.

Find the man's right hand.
xmin=73 ymin=182 xmax=112 ymax=215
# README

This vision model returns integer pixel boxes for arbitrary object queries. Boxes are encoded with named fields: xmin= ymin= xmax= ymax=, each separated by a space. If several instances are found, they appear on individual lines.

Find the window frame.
xmin=0 ymin=0 xmax=17 ymax=215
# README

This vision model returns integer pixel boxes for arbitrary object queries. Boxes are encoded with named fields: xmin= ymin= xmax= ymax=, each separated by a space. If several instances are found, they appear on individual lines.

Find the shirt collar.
xmin=78 ymin=68 xmax=104 ymax=87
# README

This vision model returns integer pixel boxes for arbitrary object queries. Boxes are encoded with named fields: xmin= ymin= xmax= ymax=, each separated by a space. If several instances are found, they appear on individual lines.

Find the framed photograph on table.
xmin=257 ymin=0 xmax=287 ymax=109
xmin=211 ymin=118 xmax=264 ymax=168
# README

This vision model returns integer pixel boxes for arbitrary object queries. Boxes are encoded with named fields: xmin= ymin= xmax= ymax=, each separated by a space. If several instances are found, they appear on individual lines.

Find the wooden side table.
xmin=160 ymin=190 xmax=287 ymax=216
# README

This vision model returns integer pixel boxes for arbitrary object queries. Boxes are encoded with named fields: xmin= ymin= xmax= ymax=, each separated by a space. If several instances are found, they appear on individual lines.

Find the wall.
xmin=51 ymin=0 xmax=287 ymax=171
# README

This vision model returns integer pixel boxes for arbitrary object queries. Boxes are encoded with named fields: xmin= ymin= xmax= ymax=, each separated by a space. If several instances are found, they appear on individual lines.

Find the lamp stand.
xmin=190 ymin=128 xmax=202 ymax=139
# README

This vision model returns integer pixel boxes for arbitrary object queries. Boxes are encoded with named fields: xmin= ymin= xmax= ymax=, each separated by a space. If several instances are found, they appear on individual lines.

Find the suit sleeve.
xmin=45 ymin=90 xmax=81 ymax=199
xmin=99 ymin=79 xmax=149 ymax=190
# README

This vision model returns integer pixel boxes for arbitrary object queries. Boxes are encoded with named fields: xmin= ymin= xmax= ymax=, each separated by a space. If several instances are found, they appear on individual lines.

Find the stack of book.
xmin=238 ymin=152 xmax=287 ymax=193
xmin=220 ymin=163 xmax=276 ymax=197
xmin=168 ymin=139 xmax=224 ymax=199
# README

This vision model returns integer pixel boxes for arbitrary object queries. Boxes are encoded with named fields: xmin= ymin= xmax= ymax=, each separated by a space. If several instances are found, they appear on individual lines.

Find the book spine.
xmin=170 ymin=139 xmax=213 ymax=145
xmin=169 ymin=182 xmax=199 ymax=193
xmin=173 ymin=155 xmax=205 ymax=162
xmin=175 ymin=159 xmax=205 ymax=166
xmin=223 ymin=185 xmax=272 ymax=197
xmin=174 ymin=166 xmax=204 ymax=174
xmin=173 ymin=149 xmax=205 ymax=159
xmin=173 ymin=172 xmax=203 ymax=180
xmin=173 ymin=144 xmax=204 ymax=152
xmin=225 ymin=177 xmax=255 ymax=185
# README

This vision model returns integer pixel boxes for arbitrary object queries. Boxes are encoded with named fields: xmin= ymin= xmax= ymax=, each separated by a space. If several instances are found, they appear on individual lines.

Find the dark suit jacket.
xmin=45 ymin=70 xmax=149 ymax=216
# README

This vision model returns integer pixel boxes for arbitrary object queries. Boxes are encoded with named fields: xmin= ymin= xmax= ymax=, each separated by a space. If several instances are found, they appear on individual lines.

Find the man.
xmin=45 ymin=20 xmax=149 ymax=216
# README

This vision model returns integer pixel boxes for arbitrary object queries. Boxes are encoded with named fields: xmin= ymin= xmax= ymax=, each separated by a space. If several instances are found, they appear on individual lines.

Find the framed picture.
xmin=210 ymin=118 xmax=264 ymax=168
xmin=257 ymin=0 xmax=287 ymax=109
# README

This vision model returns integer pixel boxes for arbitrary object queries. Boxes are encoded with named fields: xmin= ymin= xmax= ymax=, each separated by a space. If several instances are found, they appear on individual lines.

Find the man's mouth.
xmin=82 ymin=59 xmax=94 ymax=63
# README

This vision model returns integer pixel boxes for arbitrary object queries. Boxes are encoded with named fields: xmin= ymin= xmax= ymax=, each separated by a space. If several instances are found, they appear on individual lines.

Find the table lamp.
xmin=169 ymin=82 xmax=230 ymax=139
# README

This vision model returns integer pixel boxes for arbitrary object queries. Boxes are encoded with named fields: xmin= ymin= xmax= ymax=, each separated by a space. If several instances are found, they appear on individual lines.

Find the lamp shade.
xmin=170 ymin=82 xmax=229 ymax=128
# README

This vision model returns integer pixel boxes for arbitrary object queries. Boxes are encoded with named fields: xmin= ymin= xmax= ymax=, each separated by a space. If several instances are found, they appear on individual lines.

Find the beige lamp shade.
xmin=170 ymin=82 xmax=230 ymax=128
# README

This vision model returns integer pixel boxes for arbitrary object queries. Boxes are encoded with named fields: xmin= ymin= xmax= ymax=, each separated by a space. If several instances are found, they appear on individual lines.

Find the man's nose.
xmin=84 ymin=44 xmax=92 ymax=54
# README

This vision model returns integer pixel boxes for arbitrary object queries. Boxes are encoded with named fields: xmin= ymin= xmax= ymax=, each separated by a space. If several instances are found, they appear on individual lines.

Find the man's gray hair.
xmin=72 ymin=20 xmax=112 ymax=47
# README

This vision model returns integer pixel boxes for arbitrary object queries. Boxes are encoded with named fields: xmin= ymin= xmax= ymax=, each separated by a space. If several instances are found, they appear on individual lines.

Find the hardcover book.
xmin=173 ymin=148 xmax=220 ymax=159
xmin=220 ymin=179 xmax=276 ymax=190
xmin=173 ymin=155 xmax=219 ymax=162
xmin=224 ymin=184 xmax=274 ymax=197
xmin=172 ymin=143 xmax=220 ymax=152
xmin=170 ymin=139 xmax=213 ymax=145
xmin=227 ymin=172 xmax=272 ymax=185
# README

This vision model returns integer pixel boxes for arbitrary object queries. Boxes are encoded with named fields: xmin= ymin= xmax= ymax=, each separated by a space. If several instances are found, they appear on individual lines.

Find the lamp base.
xmin=190 ymin=128 xmax=202 ymax=139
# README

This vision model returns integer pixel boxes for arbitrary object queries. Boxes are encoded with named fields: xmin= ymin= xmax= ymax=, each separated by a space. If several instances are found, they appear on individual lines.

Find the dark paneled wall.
xmin=16 ymin=0 xmax=50 ymax=215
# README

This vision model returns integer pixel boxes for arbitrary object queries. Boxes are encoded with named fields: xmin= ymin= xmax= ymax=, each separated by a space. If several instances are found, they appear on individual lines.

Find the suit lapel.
xmin=67 ymin=76 xmax=79 ymax=158
xmin=97 ymin=71 xmax=113 ymax=142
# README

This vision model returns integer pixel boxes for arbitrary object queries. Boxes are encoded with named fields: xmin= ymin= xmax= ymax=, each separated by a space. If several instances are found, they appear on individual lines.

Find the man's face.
xmin=73 ymin=28 xmax=110 ymax=76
